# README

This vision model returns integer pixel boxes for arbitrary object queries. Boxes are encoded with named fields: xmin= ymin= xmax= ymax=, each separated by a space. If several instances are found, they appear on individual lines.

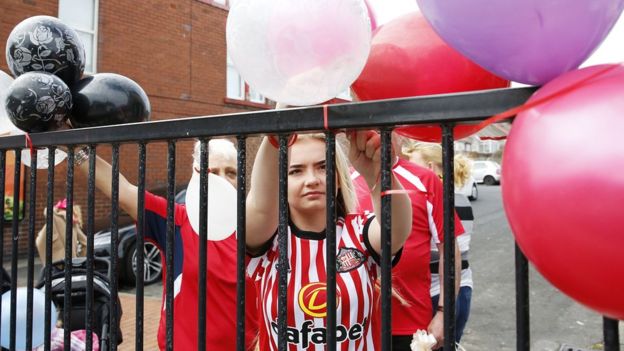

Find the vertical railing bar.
xmin=110 ymin=144 xmax=120 ymax=350
xmin=603 ymin=317 xmax=620 ymax=351
xmin=442 ymin=124 xmax=457 ymax=350
xmin=379 ymin=129 xmax=393 ymax=351
xmin=0 ymin=151 xmax=5 ymax=346
xmin=515 ymin=243 xmax=530 ymax=351
xmin=9 ymin=150 xmax=21 ymax=351
xmin=135 ymin=142 xmax=146 ymax=351
xmin=277 ymin=135 xmax=289 ymax=351
xmin=63 ymin=147 xmax=75 ymax=351
xmin=198 ymin=138 xmax=208 ymax=351
xmin=25 ymin=149 xmax=38 ymax=351
xmin=85 ymin=145 xmax=96 ymax=351
xmin=165 ymin=140 xmax=176 ymax=351
xmin=236 ymin=136 xmax=247 ymax=351
xmin=44 ymin=147 xmax=55 ymax=351
xmin=325 ymin=132 xmax=337 ymax=350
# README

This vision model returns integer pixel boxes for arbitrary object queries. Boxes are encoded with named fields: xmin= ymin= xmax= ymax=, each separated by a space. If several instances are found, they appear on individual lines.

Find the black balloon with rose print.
xmin=5 ymin=16 xmax=85 ymax=87
xmin=69 ymin=73 xmax=151 ymax=128
xmin=3 ymin=72 xmax=72 ymax=132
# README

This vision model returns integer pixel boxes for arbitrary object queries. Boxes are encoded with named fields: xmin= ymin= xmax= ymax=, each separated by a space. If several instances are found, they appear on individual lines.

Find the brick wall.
xmin=1 ymin=0 xmax=264 ymax=259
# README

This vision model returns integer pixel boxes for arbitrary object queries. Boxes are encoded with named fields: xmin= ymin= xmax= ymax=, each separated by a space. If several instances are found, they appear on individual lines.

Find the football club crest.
xmin=336 ymin=247 xmax=365 ymax=273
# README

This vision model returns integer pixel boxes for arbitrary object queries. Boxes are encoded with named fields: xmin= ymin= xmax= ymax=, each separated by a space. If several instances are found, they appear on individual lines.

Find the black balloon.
xmin=69 ymin=73 xmax=151 ymax=128
xmin=6 ymin=16 xmax=85 ymax=87
xmin=4 ymin=72 xmax=72 ymax=133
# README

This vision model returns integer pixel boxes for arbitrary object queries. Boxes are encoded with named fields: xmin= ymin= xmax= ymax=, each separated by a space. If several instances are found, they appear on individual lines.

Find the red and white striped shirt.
xmin=247 ymin=214 xmax=382 ymax=351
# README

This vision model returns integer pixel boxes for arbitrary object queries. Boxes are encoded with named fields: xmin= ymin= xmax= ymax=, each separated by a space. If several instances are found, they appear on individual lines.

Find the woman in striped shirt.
xmin=246 ymin=131 xmax=413 ymax=350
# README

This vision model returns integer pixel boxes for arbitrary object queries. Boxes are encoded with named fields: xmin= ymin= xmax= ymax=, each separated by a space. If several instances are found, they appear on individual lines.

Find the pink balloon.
xmin=416 ymin=0 xmax=624 ymax=85
xmin=268 ymin=3 xmax=367 ymax=78
xmin=502 ymin=64 xmax=624 ymax=319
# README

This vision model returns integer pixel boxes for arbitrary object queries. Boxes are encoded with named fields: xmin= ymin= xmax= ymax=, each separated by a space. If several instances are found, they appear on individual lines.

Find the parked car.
xmin=93 ymin=185 xmax=187 ymax=286
xmin=456 ymin=176 xmax=478 ymax=201
xmin=471 ymin=160 xmax=501 ymax=185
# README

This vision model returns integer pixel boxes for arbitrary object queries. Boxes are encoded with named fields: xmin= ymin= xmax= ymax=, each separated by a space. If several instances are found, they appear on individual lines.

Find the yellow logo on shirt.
xmin=298 ymin=282 xmax=341 ymax=318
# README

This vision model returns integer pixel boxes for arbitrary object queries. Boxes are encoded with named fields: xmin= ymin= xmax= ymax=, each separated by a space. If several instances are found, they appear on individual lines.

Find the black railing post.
xmin=44 ymin=147 xmax=55 ymax=351
xmin=135 ymin=142 xmax=146 ymax=351
xmin=25 ymin=149 xmax=37 ymax=351
xmin=236 ymin=136 xmax=247 ymax=351
xmin=442 ymin=123 xmax=457 ymax=350
xmin=380 ymin=128 xmax=393 ymax=351
xmin=277 ymin=135 xmax=289 ymax=351
xmin=165 ymin=141 xmax=176 ymax=351
xmin=9 ymin=149 xmax=22 ymax=351
xmin=85 ymin=145 xmax=96 ymax=351
xmin=64 ymin=148 xmax=75 ymax=351
xmin=198 ymin=138 xmax=208 ymax=351
xmin=325 ymin=132 xmax=337 ymax=351
xmin=603 ymin=317 xmax=620 ymax=351
xmin=515 ymin=244 xmax=530 ymax=351
xmin=110 ymin=144 xmax=121 ymax=351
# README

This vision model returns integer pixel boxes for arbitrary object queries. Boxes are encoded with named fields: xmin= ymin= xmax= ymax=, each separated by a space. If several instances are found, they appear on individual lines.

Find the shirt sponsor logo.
xmin=270 ymin=318 xmax=367 ymax=348
xmin=298 ymin=282 xmax=340 ymax=318
xmin=336 ymin=247 xmax=365 ymax=273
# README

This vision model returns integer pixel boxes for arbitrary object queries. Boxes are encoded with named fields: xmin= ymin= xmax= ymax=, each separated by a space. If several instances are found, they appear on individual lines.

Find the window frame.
xmin=58 ymin=0 xmax=99 ymax=74
xmin=225 ymin=55 xmax=272 ymax=109
xmin=197 ymin=0 xmax=231 ymax=10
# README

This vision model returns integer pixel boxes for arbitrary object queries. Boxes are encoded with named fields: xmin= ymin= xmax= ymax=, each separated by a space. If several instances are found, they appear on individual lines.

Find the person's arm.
xmin=348 ymin=131 xmax=412 ymax=255
xmin=245 ymin=137 xmax=280 ymax=252
xmin=75 ymin=153 xmax=139 ymax=221
xmin=428 ymin=240 xmax=462 ymax=348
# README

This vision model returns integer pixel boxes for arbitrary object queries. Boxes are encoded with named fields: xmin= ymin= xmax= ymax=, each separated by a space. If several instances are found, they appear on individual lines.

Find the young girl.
xmin=405 ymin=142 xmax=475 ymax=345
xmin=245 ymin=131 xmax=413 ymax=350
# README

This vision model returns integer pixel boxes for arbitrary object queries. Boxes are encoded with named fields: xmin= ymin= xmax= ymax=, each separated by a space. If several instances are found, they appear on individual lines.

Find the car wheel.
xmin=483 ymin=175 xmax=496 ymax=186
xmin=127 ymin=241 xmax=163 ymax=286
xmin=468 ymin=183 xmax=478 ymax=201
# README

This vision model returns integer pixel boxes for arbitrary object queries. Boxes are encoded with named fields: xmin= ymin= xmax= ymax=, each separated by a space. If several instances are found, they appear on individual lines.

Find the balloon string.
xmin=380 ymin=189 xmax=419 ymax=197
xmin=323 ymin=104 xmax=329 ymax=130
xmin=474 ymin=63 xmax=621 ymax=132
xmin=24 ymin=133 xmax=35 ymax=156
xmin=479 ymin=136 xmax=507 ymax=141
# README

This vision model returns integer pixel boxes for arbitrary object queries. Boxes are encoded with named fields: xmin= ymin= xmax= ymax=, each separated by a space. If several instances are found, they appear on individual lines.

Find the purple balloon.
xmin=416 ymin=0 xmax=624 ymax=85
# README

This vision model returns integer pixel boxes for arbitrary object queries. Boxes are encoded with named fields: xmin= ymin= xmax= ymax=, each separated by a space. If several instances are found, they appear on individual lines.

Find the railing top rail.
xmin=0 ymin=87 xmax=536 ymax=149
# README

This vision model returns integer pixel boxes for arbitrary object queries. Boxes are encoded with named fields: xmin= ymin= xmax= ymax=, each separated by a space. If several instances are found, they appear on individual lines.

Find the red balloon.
xmin=351 ymin=11 xmax=508 ymax=142
xmin=502 ymin=64 xmax=624 ymax=320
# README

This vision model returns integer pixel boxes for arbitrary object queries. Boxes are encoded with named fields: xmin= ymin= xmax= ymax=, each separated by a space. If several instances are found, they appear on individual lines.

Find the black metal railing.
xmin=0 ymin=87 xmax=620 ymax=351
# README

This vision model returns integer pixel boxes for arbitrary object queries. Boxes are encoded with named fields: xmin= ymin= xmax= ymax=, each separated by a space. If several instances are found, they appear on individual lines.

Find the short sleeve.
xmin=358 ymin=213 xmax=403 ymax=269
xmin=142 ymin=192 xmax=187 ymax=248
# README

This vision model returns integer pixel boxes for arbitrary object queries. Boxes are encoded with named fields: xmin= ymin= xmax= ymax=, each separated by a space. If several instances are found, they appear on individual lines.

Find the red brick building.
xmin=1 ymin=0 xmax=268 ymax=257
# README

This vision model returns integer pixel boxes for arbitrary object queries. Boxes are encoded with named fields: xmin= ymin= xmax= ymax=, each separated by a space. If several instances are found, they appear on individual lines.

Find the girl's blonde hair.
xmin=403 ymin=142 xmax=472 ymax=189
xmin=292 ymin=133 xmax=357 ymax=215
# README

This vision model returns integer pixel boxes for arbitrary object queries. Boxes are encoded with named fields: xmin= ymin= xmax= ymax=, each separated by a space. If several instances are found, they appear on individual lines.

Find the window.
xmin=226 ymin=55 xmax=270 ymax=106
xmin=58 ymin=0 xmax=98 ymax=74
xmin=226 ymin=56 xmax=245 ymax=100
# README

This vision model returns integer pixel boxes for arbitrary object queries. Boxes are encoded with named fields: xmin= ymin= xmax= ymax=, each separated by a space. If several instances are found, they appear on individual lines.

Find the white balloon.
xmin=0 ymin=287 xmax=58 ymax=350
xmin=21 ymin=148 xmax=67 ymax=169
xmin=185 ymin=172 xmax=237 ymax=241
xmin=0 ymin=70 xmax=18 ymax=135
xmin=227 ymin=0 xmax=371 ymax=106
